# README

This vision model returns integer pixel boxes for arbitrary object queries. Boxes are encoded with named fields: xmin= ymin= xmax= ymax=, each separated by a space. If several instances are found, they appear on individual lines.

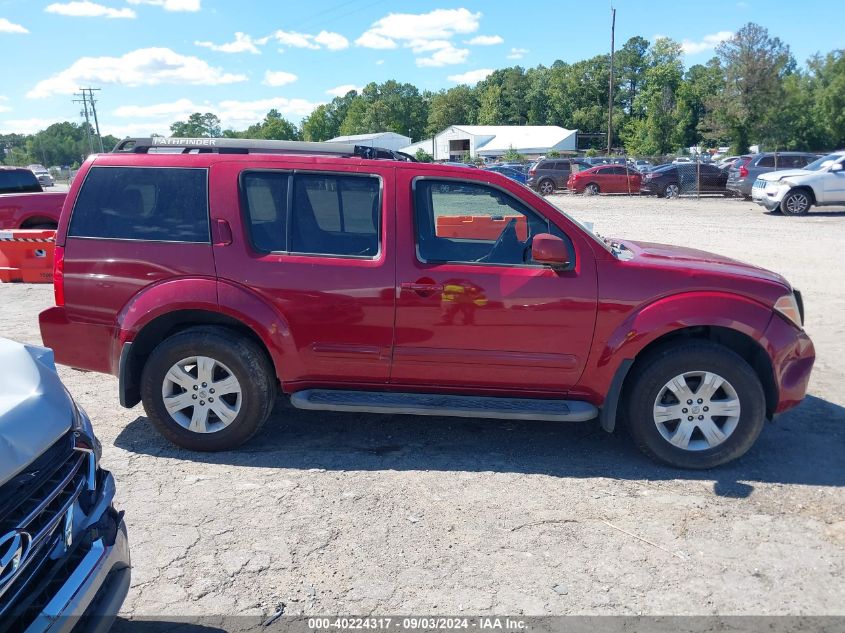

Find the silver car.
xmin=0 ymin=338 xmax=130 ymax=632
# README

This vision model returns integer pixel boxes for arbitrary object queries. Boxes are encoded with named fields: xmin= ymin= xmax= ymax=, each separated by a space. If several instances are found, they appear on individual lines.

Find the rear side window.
xmin=69 ymin=167 xmax=209 ymax=242
xmin=240 ymin=171 xmax=381 ymax=258
xmin=757 ymin=155 xmax=775 ymax=167
xmin=0 ymin=169 xmax=41 ymax=194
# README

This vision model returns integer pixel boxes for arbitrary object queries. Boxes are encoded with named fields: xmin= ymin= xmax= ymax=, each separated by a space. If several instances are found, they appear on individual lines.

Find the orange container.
xmin=436 ymin=215 xmax=528 ymax=241
xmin=0 ymin=229 xmax=56 ymax=283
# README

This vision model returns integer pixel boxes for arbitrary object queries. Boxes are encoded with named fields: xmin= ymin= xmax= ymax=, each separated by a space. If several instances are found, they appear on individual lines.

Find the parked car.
xmin=0 ymin=167 xmax=66 ymax=229
xmin=640 ymin=163 xmax=729 ymax=198
xmin=672 ymin=157 xmax=693 ymax=164
xmin=716 ymin=156 xmax=741 ymax=170
xmin=40 ymin=136 xmax=814 ymax=469
xmin=527 ymin=158 xmax=591 ymax=195
xmin=0 ymin=337 xmax=130 ymax=630
xmin=629 ymin=159 xmax=654 ymax=172
xmin=567 ymin=165 xmax=642 ymax=195
xmin=27 ymin=167 xmax=54 ymax=188
xmin=751 ymin=150 xmax=845 ymax=215
xmin=485 ymin=165 xmax=528 ymax=185
xmin=726 ymin=152 xmax=819 ymax=199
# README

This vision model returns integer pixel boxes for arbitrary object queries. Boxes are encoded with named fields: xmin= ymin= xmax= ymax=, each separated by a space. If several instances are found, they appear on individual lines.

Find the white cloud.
xmin=356 ymin=8 xmax=480 ymax=67
xmin=506 ymin=47 xmax=529 ymax=60
xmin=680 ymin=31 xmax=733 ymax=55
xmin=416 ymin=43 xmax=469 ymax=67
xmin=375 ymin=59 xmax=384 ymax=65
xmin=270 ymin=29 xmax=347 ymax=51
xmin=0 ymin=118 xmax=56 ymax=134
xmin=314 ymin=30 xmax=349 ymax=51
xmin=195 ymin=32 xmax=264 ymax=54
xmin=27 ymin=47 xmax=246 ymax=98
xmin=325 ymin=84 xmax=361 ymax=97
xmin=448 ymin=68 xmax=493 ymax=84
xmin=126 ymin=0 xmax=200 ymax=11
xmin=466 ymin=35 xmax=502 ymax=46
xmin=217 ymin=97 xmax=323 ymax=124
xmin=0 ymin=17 xmax=29 ymax=33
xmin=45 ymin=2 xmax=135 ymax=18
xmin=112 ymin=98 xmax=200 ymax=119
xmin=101 ymin=122 xmax=171 ymax=138
xmin=263 ymin=70 xmax=298 ymax=87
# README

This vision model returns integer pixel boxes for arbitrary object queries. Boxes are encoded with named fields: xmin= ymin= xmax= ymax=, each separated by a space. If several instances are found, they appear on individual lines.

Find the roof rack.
xmin=111 ymin=137 xmax=416 ymax=162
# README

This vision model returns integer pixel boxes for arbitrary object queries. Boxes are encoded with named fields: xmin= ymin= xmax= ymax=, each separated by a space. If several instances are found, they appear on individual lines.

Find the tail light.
xmin=739 ymin=165 xmax=749 ymax=178
xmin=528 ymin=167 xmax=536 ymax=176
xmin=53 ymin=245 xmax=65 ymax=306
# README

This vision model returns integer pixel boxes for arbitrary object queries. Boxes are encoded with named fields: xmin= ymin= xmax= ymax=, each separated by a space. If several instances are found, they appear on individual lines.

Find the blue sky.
xmin=0 ymin=0 xmax=842 ymax=138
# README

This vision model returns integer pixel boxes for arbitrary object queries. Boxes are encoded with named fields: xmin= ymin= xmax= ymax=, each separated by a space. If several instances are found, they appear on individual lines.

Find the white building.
xmin=326 ymin=132 xmax=412 ymax=152
xmin=401 ymin=125 xmax=578 ymax=161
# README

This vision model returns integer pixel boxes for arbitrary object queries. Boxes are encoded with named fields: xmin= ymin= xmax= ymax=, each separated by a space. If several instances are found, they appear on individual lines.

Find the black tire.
xmin=624 ymin=341 xmax=766 ymax=469
xmin=585 ymin=183 xmax=600 ymax=196
xmin=663 ymin=183 xmax=680 ymax=198
xmin=780 ymin=189 xmax=812 ymax=215
xmin=538 ymin=179 xmax=555 ymax=196
xmin=140 ymin=326 xmax=276 ymax=451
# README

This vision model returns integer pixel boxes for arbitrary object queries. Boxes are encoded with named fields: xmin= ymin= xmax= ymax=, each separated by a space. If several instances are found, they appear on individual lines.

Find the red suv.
xmin=39 ymin=137 xmax=815 ymax=469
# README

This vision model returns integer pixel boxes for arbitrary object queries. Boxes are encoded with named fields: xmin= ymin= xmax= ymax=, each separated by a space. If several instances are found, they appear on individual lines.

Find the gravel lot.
xmin=0 ymin=194 xmax=843 ymax=621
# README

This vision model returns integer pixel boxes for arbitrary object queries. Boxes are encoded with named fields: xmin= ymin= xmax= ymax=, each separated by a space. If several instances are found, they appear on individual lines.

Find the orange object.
xmin=436 ymin=215 xmax=528 ymax=241
xmin=0 ymin=229 xmax=56 ymax=283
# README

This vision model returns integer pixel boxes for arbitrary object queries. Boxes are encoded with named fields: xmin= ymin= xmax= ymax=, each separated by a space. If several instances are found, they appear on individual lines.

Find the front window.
xmin=413 ymin=179 xmax=573 ymax=267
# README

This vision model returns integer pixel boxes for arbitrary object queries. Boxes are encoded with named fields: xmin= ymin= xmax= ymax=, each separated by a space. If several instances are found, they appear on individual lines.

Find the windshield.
xmin=803 ymin=153 xmax=845 ymax=171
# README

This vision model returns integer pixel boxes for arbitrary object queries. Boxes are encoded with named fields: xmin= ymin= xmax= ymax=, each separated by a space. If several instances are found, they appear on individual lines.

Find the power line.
xmin=72 ymin=88 xmax=105 ymax=155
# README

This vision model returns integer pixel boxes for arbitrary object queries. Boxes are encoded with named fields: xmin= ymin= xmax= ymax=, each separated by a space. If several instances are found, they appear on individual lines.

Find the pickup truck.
xmin=39 ymin=137 xmax=815 ymax=469
xmin=0 ymin=167 xmax=65 ymax=229
xmin=752 ymin=151 xmax=845 ymax=215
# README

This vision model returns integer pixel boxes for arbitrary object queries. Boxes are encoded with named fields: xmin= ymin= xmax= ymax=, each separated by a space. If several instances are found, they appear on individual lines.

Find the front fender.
xmin=573 ymin=291 xmax=775 ymax=412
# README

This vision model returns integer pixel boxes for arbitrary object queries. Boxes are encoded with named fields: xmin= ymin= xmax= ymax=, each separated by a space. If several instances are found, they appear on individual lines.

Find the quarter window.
xmin=69 ymin=167 xmax=209 ymax=242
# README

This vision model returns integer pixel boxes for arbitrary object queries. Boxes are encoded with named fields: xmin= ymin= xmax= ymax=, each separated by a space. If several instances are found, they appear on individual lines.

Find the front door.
xmin=212 ymin=161 xmax=396 ymax=385
xmin=821 ymin=159 xmax=845 ymax=204
xmin=391 ymin=170 xmax=598 ymax=393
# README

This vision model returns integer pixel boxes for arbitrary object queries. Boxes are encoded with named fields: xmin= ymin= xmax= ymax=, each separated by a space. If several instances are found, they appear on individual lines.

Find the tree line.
xmin=3 ymin=22 xmax=843 ymax=167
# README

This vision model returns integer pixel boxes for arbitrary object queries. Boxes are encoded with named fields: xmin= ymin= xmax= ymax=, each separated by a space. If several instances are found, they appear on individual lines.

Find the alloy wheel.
xmin=785 ymin=192 xmax=809 ymax=214
xmin=539 ymin=180 xmax=554 ymax=195
xmin=652 ymin=371 xmax=741 ymax=451
xmin=665 ymin=184 xmax=680 ymax=198
xmin=161 ymin=356 xmax=242 ymax=433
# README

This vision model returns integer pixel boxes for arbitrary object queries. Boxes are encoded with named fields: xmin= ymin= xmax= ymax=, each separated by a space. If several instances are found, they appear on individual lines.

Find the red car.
xmin=567 ymin=165 xmax=642 ymax=195
xmin=0 ymin=167 xmax=65 ymax=229
xmin=39 ymin=137 xmax=814 ymax=468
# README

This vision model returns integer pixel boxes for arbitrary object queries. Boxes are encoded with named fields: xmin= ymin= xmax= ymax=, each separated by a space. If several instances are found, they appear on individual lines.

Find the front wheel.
xmin=585 ymin=183 xmax=600 ymax=196
xmin=663 ymin=183 xmax=680 ymax=198
xmin=781 ymin=190 xmax=811 ymax=215
xmin=140 ymin=326 xmax=276 ymax=451
xmin=624 ymin=341 xmax=766 ymax=469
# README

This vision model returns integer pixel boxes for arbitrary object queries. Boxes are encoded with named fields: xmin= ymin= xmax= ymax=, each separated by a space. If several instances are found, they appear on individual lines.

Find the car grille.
xmin=0 ymin=432 xmax=90 ymax=631
xmin=753 ymin=178 xmax=768 ymax=189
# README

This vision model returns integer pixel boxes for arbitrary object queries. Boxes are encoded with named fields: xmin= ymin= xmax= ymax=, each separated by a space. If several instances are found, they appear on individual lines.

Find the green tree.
xmin=170 ymin=112 xmax=222 ymax=137
xmin=808 ymin=49 xmax=845 ymax=148
xmin=616 ymin=36 xmax=650 ymax=117
xmin=300 ymin=104 xmax=335 ymax=141
xmin=414 ymin=148 xmax=433 ymax=162
xmin=234 ymin=109 xmax=299 ymax=140
xmin=427 ymin=85 xmax=478 ymax=136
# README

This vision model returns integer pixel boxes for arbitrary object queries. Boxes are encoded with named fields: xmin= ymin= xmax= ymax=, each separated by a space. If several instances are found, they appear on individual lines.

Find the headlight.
xmin=72 ymin=400 xmax=102 ymax=462
xmin=774 ymin=293 xmax=803 ymax=329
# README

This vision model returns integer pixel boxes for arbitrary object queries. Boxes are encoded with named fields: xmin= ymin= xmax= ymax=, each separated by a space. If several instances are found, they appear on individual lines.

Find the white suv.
xmin=752 ymin=151 xmax=845 ymax=215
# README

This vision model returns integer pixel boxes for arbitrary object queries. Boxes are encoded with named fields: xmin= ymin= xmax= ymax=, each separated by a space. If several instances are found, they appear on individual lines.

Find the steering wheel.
xmin=477 ymin=218 xmax=521 ymax=264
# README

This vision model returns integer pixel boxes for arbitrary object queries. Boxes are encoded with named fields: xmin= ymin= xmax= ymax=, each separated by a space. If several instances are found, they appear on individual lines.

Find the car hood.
xmin=0 ymin=339 xmax=74 ymax=487
xmin=758 ymin=169 xmax=813 ymax=182
xmin=618 ymin=240 xmax=791 ymax=288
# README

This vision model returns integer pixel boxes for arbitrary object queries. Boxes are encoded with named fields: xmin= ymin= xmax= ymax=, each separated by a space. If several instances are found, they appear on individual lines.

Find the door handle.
xmin=401 ymin=281 xmax=444 ymax=295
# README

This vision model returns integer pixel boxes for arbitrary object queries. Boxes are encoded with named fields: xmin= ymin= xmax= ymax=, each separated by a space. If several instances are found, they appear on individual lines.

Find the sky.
xmin=0 ymin=0 xmax=842 ymax=139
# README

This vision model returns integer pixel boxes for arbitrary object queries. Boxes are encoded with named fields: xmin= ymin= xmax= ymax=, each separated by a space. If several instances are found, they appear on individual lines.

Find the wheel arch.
xmin=785 ymin=185 xmax=817 ymax=206
xmin=19 ymin=215 xmax=58 ymax=229
xmin=602 ymin=324 xmax=778 ymax=432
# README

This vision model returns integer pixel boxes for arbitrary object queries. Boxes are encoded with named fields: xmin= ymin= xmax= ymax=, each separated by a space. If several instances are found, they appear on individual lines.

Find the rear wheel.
xmin=585 ymin=183 xmax=600 ymax=196
xmin=538 ymin=179 xmax=555 ymax=196
xmin=663 ymin=183 xmax=680 ymax=198
xmin=140 ymin=326 xmax=276 ymax=451
xmin=624 ymin=341 xmax=766 ymax=469
xmin=781 ymin=189 xmax=811 ymax=215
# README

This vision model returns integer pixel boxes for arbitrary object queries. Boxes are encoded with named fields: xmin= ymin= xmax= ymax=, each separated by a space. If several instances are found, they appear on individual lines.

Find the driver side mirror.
xmin=830 ymin=163 xmax=843 ymax=172
xmin=531 ymin=233 xmax=570 ymax=269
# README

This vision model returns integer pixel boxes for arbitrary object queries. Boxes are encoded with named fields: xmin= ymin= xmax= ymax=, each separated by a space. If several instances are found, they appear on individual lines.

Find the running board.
xmin=290 ymin=389 xmax=598 ymax=422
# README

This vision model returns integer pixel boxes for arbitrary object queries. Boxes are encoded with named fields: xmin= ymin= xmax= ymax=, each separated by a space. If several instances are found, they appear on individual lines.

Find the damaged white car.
xmin=752 ymin=150 xmax=845 ymax=215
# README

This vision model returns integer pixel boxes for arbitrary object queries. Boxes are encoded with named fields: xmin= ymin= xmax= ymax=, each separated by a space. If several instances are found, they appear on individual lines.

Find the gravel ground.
xmin=0 ymin=194 xmax=843 ymax=621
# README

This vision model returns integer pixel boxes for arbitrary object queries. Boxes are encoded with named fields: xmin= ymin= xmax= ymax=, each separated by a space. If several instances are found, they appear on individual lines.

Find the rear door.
xmin=211 ymin=160 xmax=396 ymax=385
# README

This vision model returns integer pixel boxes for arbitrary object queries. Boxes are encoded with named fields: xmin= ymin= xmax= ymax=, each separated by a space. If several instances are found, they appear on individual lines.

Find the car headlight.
xmin=72 ymin=400 xmax=102 ymax=462
xmin=774 ymin=293 xmax=804 ymax=329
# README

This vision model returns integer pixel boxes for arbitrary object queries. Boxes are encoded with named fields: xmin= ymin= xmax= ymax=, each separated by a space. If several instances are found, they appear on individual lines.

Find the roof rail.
xmin=111 ymin=137 xmax=416 ymax=162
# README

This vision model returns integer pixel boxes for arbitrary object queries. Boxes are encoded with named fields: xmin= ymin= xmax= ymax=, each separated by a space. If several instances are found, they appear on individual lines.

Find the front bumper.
xmin=25 ymin=471 xmax=131 ymax=633
xmin=764 ymin=314 xmax=815 ymax=415
xmin=639 ymin=182 xmax=660 ymax=195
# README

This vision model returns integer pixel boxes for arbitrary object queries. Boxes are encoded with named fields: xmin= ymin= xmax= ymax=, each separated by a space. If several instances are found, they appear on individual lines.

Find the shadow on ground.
xmin=114 ymin=394 xmax=845 ymax=495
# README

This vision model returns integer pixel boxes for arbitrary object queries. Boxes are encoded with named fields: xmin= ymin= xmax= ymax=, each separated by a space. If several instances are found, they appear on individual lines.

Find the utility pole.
xmin=73 ymin=91 xmax=95 ymax=155
xmin=607 ymin=5 xmax=616 ymax=155
xmin=85 ymin=88 xmax=104 ymax=152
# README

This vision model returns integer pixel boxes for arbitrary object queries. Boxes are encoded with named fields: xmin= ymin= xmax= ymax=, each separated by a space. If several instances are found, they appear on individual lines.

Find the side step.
xmin=290 ymin=389 xmax=598 ymax=422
